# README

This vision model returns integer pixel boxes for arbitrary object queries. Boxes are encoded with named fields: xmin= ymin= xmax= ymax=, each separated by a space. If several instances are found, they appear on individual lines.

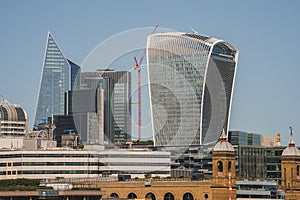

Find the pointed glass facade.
xmin=34 ymin=33 xmax=80 ymax=126
xmin=147 ymin=32 xmax=238 ymax=147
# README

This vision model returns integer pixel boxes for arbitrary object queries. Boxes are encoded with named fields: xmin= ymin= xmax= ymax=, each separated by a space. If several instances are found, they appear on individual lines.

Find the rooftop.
xmin=213 ymin=129 xmax=234 ymax=152
xmin=282 ymin=127 xmax=300 ymax=156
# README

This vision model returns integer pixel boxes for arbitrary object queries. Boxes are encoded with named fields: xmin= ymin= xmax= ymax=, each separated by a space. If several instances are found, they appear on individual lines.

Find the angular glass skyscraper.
xmin=147 ymin=32 xmax=238 ymax=147
xmin=34 ymin=32 xmax=80 ymax=126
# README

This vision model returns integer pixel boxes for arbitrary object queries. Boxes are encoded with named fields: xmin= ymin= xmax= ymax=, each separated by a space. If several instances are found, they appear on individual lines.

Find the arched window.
xmin=145 ymin=192 xmax=156 ymax=200
xmin=228 ymin=161 xmax=232 ymax=172
xmin=183 ymin=192 xmax=194 ymax=200
xmin=204 ymin=194 xmax=209 ymax=199
xmin=164 ymin=192 xmax=174 ymax=200
xmin=128 ymin=192 xmax=137 ymax=199
xmin=217 ymin=161 xmax=223 ymax=172
xmin=297 ymin=165 xmax=300 ymax=176
xmin=110 ymin=193 xmax=119 ymax=198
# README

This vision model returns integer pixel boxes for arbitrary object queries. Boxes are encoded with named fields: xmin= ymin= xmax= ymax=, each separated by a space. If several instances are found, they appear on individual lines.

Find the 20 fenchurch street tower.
xmin=147 ymin=32 xmax=238 ymax=147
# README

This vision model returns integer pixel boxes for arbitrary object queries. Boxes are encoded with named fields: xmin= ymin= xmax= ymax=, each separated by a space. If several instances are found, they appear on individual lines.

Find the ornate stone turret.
xmin=282 ymin=128 xmax=299 ymax=157
xmin=211 ymin=129 xmax=236 ymax=200
xmin=213 ymin=129 xmax=235 ymax=153
xmin=281 ymin=127 xmax=300 ymax=200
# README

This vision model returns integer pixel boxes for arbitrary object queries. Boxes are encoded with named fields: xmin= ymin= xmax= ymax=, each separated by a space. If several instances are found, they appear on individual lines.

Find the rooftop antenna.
xmin=187 ymin=25 xmax=198 ymax=34
xmin=289 ymin=126 xmax=293 ymax=136
xmin=289 ymin=126 xmax=295 ymax=147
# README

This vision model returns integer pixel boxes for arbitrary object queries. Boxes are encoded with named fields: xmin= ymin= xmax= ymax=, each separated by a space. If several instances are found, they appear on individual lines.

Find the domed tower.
xmin=0 ymin=98 xmax=28 ymax=137
xmin=281 ymin=127 xmax=300 ymax=197
xmin=211 ymin=129 xmax=236 ymax=200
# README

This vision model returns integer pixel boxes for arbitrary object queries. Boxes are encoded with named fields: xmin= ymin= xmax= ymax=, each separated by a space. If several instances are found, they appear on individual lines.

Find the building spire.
xmin=289 ymin=126 xmax=295 ymax=147
xmin=220 ymin=128 xmax=227 ymax=142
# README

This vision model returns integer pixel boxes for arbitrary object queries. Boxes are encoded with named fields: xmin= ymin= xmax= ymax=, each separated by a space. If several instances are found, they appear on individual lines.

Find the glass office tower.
xmin=65 ymin=78 xmax=113 ymax=144
xmin=34 ymin=32 xmax=80 ymax=126
xmin=147 ymin=32 xmax=238 ymax=147
xmin=80 ymin=70 xmax=131 ymax=144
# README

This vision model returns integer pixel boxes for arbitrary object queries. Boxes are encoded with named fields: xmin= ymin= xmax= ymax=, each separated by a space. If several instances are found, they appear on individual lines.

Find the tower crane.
xmin=133 ymin=25 xmax=158 ymax=141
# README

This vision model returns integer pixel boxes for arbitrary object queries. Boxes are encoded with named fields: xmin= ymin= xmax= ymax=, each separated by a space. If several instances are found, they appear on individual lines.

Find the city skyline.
xmin=1 ymin=1 xmax=300 ymax=145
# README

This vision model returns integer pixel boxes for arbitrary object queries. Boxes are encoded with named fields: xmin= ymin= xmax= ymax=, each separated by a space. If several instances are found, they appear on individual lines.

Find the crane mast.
xmin=133 ymin=25 xmax=158 ymax=141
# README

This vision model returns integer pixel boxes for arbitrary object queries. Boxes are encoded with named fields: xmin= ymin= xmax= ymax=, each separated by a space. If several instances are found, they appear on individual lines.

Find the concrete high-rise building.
xmin=52 ymin=115 xmax=77 ymax=146
xmin=228 ymin=131 xmax=266 ymax=180
xmin=65 ymin=88 xmax=105 ymax=144
xmin=34 ymin=32 xmax=80 ymax=126
xmin=266 ymin=146 xmax=284 ymax=183
xmin=262 ymin=133 xmax=282 ymax=147
xmin=247 ymin=133 xmax=262 ymax=146
xmin=147 ymin=32 xmax=239 ymax=147
xmin=80 ymin=70 xmax=131 ymax=144
xmin=228 ymin=130 xmax=262 ymax=146
xmin=228 ymin=131 xmax=248 ymax=145
xmin=235 ymin=145 xmax=266 ymax=180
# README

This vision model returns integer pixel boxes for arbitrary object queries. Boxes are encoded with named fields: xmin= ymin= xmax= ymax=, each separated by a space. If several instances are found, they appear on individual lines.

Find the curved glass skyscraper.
xmin=147 ymin=32 xmax=238 ymax=147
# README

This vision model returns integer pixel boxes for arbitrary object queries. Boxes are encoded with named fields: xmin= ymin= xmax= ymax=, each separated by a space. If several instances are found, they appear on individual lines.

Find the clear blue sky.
xmin=1 ymin=0 xmax=300 ymax=145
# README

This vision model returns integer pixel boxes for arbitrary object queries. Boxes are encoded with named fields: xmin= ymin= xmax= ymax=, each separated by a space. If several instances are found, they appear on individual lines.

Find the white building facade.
xmin=0 ymin=149 xmax=170 ymax=179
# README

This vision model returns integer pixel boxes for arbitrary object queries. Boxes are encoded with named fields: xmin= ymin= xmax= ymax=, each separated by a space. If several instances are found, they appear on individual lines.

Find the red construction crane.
xmin=133 ymin=25 xmax=158 ymax=141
